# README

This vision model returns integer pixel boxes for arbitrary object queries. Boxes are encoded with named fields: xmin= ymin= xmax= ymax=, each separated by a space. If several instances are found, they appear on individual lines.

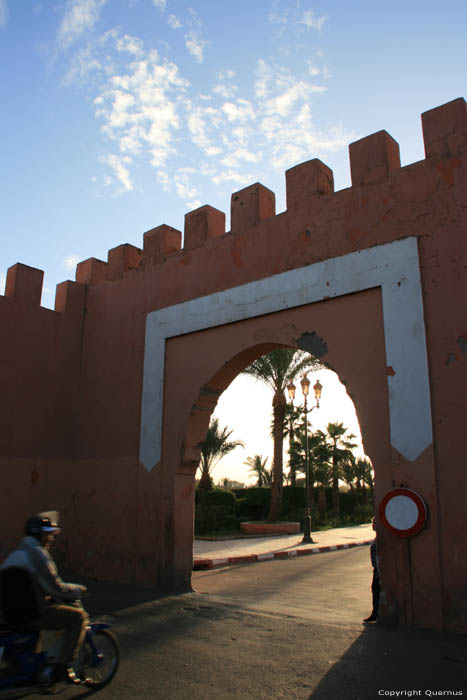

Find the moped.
xmin=0 ymin=604 xmax=119 ymax=695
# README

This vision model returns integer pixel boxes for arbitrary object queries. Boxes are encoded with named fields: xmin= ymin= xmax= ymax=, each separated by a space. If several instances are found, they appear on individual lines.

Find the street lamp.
xmin=286 ymin=377 xmax=323 ymax=543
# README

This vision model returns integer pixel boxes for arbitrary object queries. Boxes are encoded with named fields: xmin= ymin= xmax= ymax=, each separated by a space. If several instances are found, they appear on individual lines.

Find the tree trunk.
xmin=332 ymin=476 xmax=340 ymax=519
xmin=268 ymin=390 xmax=286 ymax=522
xmin=289 ymin=463 xmax=296 ymax=486
xmin=318 ymin=486 xmax=326 ymax=514
xmin=198 ymin=467 xmax=213 ymax=501
xmin=289 ymin=426 xmax=296 ymax=486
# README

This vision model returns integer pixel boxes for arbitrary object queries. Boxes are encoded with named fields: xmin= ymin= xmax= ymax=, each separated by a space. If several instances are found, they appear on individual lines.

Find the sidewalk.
xmin=193 ymin=523 xmax=373 ymax=569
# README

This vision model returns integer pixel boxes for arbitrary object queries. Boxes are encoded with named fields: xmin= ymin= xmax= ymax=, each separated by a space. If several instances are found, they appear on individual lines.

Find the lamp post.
xmin=287 ymin=376 xmax=323 ymax=544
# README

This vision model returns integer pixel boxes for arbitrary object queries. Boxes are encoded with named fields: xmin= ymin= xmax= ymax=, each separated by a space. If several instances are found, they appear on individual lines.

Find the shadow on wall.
xmin=309 ymin=625 xmax=467 ymax=699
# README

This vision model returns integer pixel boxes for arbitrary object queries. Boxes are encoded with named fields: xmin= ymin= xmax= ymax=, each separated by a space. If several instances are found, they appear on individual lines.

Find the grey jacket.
xmin=1 ymin=536 xmax=84 ymax=614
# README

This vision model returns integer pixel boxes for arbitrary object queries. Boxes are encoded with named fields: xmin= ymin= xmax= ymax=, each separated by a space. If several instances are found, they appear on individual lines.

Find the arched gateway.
xmin=1 ymin=98 xmax=466 ymax=633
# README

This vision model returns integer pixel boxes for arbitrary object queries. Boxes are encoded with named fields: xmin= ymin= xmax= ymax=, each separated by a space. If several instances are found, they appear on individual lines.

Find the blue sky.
xmin=1 ymin=0 xmax=466 ymax=303
xmin=1 ymin=0 xmax=466 ymax=484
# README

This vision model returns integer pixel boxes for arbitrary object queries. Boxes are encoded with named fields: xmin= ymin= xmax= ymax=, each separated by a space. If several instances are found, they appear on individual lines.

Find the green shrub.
xmin=338 ymin=490 xmax=356 ymax=517
xmin=282 ymin=485 xmax=305 ymax=513
xmin=195 ymin=504 xmax=233 ymax=534
xmin=244 ymin=487 xmax=271 ymax=520
xmin=223 ymin=514 xmax=241 ymax=531
xmin=350 ymin=503 xmax=374 ymax=524
xmin=201 ymin=488 xmax=236 ymax=508
xmin=235 ymin=497 xmax=249 ymax=517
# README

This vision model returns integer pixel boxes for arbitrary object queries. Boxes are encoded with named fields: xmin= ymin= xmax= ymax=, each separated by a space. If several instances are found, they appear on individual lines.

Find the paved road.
xmin=5 ymin=547 xmax=467 ymax=700
xmin=193 ymin=543 xmax=372 ymax=625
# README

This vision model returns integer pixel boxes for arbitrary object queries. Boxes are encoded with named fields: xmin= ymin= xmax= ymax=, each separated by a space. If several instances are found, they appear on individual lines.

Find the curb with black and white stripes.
xmin=193 ymin=539 xmax=373 ymax=570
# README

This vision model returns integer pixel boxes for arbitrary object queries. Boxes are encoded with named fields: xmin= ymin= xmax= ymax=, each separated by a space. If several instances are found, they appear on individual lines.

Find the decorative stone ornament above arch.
xmin=139 ymin=236 xmax=432 ymax=471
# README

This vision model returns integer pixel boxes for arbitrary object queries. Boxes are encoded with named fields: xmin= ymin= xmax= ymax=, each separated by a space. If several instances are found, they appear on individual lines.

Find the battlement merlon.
xmin=285 ymin=159 xmax=334 ymax=209
xmin=231 ymin=182 xmax=275 ymax=235
xmin=349 ymin=130 xmax=401 ymax=187
xmin=422 ymin=97 xmax=467 ymax=158
xmin=184 ymin=205 xmax=225 ymax=250
xmin=5 ymin=263 xmax=43 ymax=306
xmin=108 ymin=244 xmax=142 ymax=281
xmin=54 ymin=280 xmax=86 ymax=315
xmin=4 ymin=262 xmax=85 ymax=316
xmin=142 ymin=225 xmax=181 ymax=267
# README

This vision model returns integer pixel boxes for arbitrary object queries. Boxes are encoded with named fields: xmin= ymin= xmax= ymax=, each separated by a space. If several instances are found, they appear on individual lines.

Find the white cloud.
xmin=185 ymin=30 xmax=208 ymax=63
xmin=156 ymin=169 xmax=171 ymax=191
xmin=221 ymin=148 xmax=262 ymax=168
xmin=0 ymin=0 xmax=7 ymax=26
xmin=268 ymin=12 xmax=288 ymax=25
xmin=0 ymin=271 xmax=6 ymax=295
xmin=62 ymin=28 xmax=119 ymax=86
xmin=254 ymin=58 xmax=273 ymax=99
xmin=218 ymin=69 xmax=235 ymax=80
xmin=266 ymin=80 xmax=326 ymax=117
xmin=59 ymin=19 xmax=351 ymax=206
xmin=307 ymin=62 xmax=321 ymax=77
xmin=100 ymin=154 xmax=133 ymax=193
xmin=63 ymin=45 xmax=103 ymax=84
xmin=152 ymin=0 xmax=166 ymax=9
xmin=187 ymin=198 xmax=202 ymax=210
xmin=58 ymin=0 xmax=108 ymax=50
xmin=174 ymin=169 xmax=199 ymax=201
xmin=168 ymin=14 xmax=182 ymax=29
xmin=64 ymin=254 xmax=81 ymax=269
xmin=213 ymin=83 xmax=237 ymax=99
xmin=212 ymin=170 xmax=253 ymax=186
xmin=299 ymin=10 xmax=325 ymax=31
xmin=187 ymin=106 xmax=217 ymax=152
xmin=116 ymin=34 xmax=145 ymax=58
xmin=221 ymin=99 xmax=255 ymax=123
xmin=94 ymin=44 xmax=189 ymax=173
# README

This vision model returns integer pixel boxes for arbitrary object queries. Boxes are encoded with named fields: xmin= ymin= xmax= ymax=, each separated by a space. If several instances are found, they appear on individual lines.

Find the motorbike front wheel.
xmin=77 ymin=629 xmax=120 ymax=688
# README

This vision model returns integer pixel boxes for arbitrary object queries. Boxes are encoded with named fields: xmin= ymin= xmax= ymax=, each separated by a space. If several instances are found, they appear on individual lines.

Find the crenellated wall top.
xmin=2 ymin=97 xmax=466 ymax=315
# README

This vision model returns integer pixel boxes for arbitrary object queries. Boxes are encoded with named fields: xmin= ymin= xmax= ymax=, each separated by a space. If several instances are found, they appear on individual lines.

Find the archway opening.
xmin=161 ymin=288 xmax=389 ymax=607
xmin=190 ymin=345 xmax=377 ymax=625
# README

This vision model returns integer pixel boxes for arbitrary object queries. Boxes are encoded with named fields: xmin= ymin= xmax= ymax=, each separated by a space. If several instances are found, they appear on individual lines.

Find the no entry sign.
xmin=379 ymin=488 xmax=427 ymax=537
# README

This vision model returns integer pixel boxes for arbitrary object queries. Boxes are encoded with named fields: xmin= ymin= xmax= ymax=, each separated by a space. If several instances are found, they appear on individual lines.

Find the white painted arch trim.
xmin=140 ymin=236 xmax=432 ymax=471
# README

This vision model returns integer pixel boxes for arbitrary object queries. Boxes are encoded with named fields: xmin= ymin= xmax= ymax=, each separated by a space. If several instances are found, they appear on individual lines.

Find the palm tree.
xmin=290 ymin=422 xmax=331 ymax=513
xmin=197 ymin=418 xmax=245 ymax=496
xmin=320 ymin=422 xmax=357 ymax=519
xmin=342 ymin=453 xmax=358 ymax=494
xmin=242 ymin=349 xmax=322 ymax=522
xmin=283 ymin=404 xmax=302 ymax=485
xmin=244 ymin=454 xmax=271 ymax=487
xmin=354 ymin=456 xmax=374 ymax=504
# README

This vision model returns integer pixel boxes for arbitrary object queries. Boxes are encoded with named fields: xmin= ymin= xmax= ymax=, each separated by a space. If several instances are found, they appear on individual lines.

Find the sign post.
xmin=379 ymin=488 xmax=427 ymax=537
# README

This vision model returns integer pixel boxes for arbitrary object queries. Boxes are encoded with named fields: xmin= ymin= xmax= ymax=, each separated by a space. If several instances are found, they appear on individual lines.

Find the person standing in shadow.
xmin=363 ymin=517 xmax=380 ymax=623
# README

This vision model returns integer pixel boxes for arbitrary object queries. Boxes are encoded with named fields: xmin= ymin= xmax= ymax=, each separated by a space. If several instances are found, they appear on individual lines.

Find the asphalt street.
xmin=4 ymin=547 xmax=467 ymax=700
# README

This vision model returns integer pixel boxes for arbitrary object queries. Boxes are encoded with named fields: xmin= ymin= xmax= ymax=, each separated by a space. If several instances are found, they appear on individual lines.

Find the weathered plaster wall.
xmin=0 ymin=270 xmax=85 ymax=555
xmin=1 ymin=97 xmax=466 ymax=631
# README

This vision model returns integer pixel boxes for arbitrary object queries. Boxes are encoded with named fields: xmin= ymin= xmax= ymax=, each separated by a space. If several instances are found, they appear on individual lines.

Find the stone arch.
xmin=132 ymin=233 xmax=443 ymax=626
xmin=141 ymin=235 xmax=442 ymax=627
xmin=158 ymin=289 xmax=391 ymax=591
xmin=140 ymin=237 xmax=432 ymax=473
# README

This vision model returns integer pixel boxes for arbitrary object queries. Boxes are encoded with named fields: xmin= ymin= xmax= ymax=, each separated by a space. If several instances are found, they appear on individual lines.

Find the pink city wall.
xmin=1 ymin=97 xmax=466 ymax=633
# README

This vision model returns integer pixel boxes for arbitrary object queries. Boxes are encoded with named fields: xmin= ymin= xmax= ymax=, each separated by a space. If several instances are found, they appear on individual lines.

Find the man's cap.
xmin=26 ymin=511 xmax=61 ymax=535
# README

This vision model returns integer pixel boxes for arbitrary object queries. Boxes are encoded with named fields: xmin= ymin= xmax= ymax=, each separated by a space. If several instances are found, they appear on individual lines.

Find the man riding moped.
xmin=0 ymin=511 xmax=88 ymax=685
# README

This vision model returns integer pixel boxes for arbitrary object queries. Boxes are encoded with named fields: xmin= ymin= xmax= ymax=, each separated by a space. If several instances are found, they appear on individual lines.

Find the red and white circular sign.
xmin=379 ymin=488 xmax=427 ymax=538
